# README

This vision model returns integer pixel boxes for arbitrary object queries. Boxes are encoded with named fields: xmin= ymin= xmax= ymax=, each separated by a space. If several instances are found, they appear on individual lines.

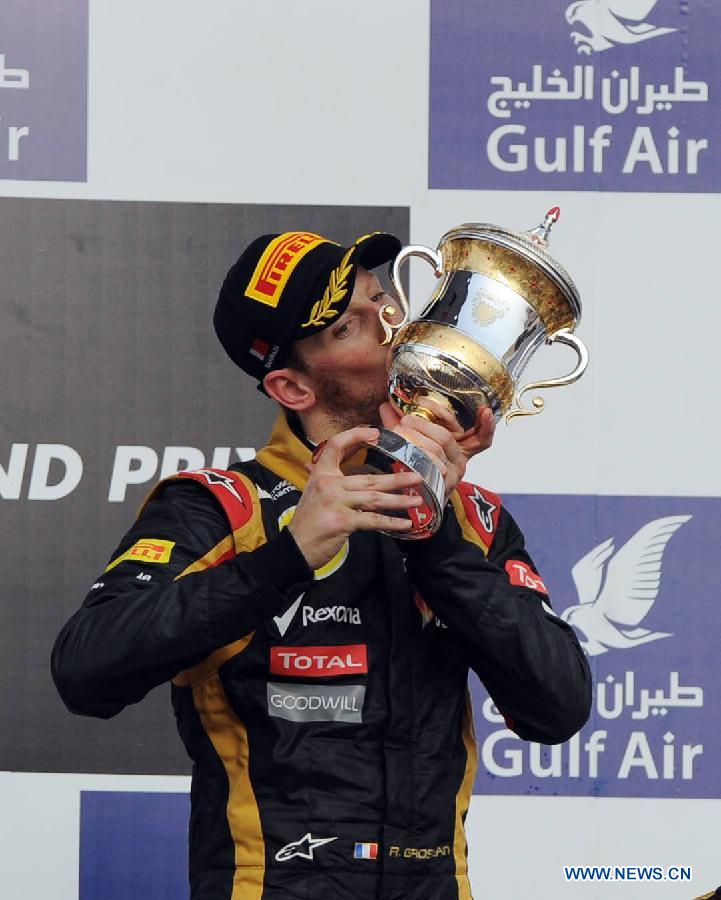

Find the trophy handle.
xmin=380 ymin=245 xmax=444 ymax=344
xmin=505 ymin=329 xmax=589 ymax=423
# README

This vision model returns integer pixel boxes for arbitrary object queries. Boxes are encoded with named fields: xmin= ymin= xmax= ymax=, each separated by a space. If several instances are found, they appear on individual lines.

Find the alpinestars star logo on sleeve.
xmin=466 ymin=486 xmax=497 ymax=534
xmin=181 ymin=469 xmax=246 ymax=505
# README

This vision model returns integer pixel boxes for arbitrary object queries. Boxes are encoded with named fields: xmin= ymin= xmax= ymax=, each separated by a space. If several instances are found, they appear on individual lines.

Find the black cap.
xmin=214 ymin=230 xmax=402 ymax=382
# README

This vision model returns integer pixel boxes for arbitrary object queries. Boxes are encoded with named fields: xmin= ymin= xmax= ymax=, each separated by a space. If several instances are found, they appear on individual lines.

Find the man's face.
xmin=293 ymin=266 xmax=401 ymax=429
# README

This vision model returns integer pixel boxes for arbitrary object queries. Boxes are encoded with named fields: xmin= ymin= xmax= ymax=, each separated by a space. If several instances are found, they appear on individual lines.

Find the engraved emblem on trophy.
xmin=356 ymin=208 xmax=589 ymax=538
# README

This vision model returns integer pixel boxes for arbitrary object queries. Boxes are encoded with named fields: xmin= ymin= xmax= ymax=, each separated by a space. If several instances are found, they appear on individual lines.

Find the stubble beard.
xmin=313 ymin=369 xmax=389 ymax=431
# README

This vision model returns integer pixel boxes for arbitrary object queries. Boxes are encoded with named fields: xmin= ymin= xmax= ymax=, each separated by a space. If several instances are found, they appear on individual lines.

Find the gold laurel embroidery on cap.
xmin=301 ymin=246 xmax=355 ymax=329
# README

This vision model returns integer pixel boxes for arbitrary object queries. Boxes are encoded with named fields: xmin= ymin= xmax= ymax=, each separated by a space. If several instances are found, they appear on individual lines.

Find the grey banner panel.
xmin=0 ymin=199 xmax=409 ymax=774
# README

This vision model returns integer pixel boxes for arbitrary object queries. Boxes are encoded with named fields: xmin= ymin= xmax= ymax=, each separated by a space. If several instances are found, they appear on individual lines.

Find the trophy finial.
xmin=527 ymin=206 xmax=560 ymax=247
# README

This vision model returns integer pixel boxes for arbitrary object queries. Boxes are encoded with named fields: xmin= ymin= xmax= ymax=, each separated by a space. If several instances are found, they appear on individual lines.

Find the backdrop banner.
xmin=430 ymin=0 xmax=721 ymax=191
xmin=472 ymin=492 xmax=718 ymax=799
xmin=0 ymin=198 xmax=409 ymax=775
xmin=0 ymin=0 xmax=88 ymax=182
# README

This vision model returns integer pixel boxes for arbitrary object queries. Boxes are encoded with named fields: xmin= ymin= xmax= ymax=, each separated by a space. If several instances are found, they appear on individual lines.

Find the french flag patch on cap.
xmin=354 ymin=842 xmax=378 ymax=859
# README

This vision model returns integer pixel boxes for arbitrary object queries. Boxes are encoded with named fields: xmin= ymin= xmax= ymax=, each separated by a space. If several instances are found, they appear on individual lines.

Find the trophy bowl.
xmin=386 ymin=207 xmax=588 ymax=427
xmin=348 ymin=208 xmax=589 ymax=539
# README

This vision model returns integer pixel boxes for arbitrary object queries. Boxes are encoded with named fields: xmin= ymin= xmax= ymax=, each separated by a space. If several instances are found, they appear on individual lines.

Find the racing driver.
xmin=52 ymin=229 xmax=592 ymax=900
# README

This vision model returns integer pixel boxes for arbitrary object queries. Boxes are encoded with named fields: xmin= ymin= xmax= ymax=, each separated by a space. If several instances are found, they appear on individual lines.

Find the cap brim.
xmin=353 ymin=233 xmax=402 ymax=271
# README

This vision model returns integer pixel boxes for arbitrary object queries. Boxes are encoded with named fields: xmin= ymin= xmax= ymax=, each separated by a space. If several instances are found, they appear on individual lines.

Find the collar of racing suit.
xmin=255 ymin=411 xmax=369 ymax=492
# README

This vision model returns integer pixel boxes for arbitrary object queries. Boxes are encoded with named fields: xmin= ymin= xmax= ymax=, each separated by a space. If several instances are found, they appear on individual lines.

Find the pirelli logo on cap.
xmin=105 ymin=539 xmax=175 ymax=572
xmin=246 ymin=232 xmax=331 ymax=307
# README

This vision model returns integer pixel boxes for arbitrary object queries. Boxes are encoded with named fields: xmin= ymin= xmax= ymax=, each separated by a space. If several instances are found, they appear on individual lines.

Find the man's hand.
xmin=288 ymin=426 xmax=425 ymax=570
xmin=379 ymin=401 xmax=496 ymax=501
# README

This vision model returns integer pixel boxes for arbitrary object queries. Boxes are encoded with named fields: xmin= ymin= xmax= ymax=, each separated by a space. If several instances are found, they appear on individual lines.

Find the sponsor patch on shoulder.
xmin=505 ymin=559 xmax=548 ymax=595
xmin=457 ymin=482 xmax=501 ymax=538
xmin=176 ymin=468 xmax=255 ymax=532
xmin=105 ymin=539 xmax=175 ymax=572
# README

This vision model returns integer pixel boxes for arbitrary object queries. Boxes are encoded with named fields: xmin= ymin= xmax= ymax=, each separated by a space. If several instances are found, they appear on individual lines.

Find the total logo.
xmin=270 ymin=645 xmax=368 ymax=677
xmin=559 ymin=515 xmax=690 ymax=656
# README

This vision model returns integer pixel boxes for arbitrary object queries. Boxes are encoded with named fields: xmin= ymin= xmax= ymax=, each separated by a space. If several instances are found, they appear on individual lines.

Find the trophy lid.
xmin=440 ymin=208 xmax=581 ymax=324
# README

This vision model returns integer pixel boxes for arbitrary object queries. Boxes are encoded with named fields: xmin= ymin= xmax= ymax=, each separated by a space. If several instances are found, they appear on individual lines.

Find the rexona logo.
xmin=270 ymin=645 xmax=368 ymax=677
xmin=429 ymin=0 xmax=720 ymax=191
xmin=302 ymin=605 xmax=361 ymax=627
xmin=471 ymin=494 xmax=719 ymax=800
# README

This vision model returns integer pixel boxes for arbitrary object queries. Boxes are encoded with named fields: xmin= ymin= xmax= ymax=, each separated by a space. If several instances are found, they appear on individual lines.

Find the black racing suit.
xmin=52 ymin=412 xmax=591 ymax=900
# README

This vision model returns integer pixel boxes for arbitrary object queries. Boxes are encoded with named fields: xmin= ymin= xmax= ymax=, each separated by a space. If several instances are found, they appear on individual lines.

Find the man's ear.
xmin=263 ymin=367 xmax=316 ymax=412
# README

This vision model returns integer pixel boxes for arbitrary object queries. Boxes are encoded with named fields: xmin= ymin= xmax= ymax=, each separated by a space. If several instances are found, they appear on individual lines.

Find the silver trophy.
xmin=351 ymin=208 xmax=589 ymax=538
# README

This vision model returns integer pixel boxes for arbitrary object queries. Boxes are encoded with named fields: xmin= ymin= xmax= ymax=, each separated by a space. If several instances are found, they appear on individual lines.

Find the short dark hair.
xmin=284 ymin=342 xmax=308 ymax=374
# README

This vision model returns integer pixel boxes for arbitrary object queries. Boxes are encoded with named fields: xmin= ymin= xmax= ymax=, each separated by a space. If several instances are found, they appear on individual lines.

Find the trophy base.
xmin=342 ymin=429 xmax=445 ymax=539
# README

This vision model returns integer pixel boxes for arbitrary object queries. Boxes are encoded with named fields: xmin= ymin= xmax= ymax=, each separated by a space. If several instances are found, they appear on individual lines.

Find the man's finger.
xmin=346 ymin=489 xmax=425 ymax=512
xmin=352 ymin=511 xmax=414 ymax=532
xmin=378 ymin=402 xmax=402 ymax=431
xmin=400 ymin=414 xmax=458 ymax=452
xmin=416 ymin=399 xmax=464 ymax=435
xmin=393 ymin=427 xmax=449 ymax=475
xmin=458 ymin=406 xmax=496 ymax=456
xmin=312 ymin=427 xmax=381 ymax=473
xmin=341 ymin=471 xmax=423 ymax=492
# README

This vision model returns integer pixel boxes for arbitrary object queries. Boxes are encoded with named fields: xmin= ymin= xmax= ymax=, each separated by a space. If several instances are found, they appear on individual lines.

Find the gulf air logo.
xmin=566 ymin=1 xmax=677 ymax=55
xmin=246 ymin=232 xmax=329 ymax=307
xmin=560 ymin=515 xmax=691 ymax=656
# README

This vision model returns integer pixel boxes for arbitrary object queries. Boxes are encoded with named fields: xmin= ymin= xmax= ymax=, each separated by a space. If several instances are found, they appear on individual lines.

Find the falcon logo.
xmin=275 ymin=833 xmax=338 ymax=862
xmin=566 ymin=0 xmax=677 ymax=55
xmin=467 ymin=486 xmax=497 ymax=534
xmin=560 ymin=515 xmax=691 ymax=656
xmin=182 ymin=469 xmax=246 ymax=505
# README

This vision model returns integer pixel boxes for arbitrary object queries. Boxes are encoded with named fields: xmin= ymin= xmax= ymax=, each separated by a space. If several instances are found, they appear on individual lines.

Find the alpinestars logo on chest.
xmin=469 ymin=487 xmax=496 ymax=533
xmin=192 ymin=469 xmax=246 ymax=505
xmin=275 ymin=833 xmax=338 ymax=862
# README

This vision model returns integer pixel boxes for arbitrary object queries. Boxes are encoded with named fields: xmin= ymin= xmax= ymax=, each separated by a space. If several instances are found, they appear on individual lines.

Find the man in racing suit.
xmin=52 ymin=229 xmax=592 ymax=900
